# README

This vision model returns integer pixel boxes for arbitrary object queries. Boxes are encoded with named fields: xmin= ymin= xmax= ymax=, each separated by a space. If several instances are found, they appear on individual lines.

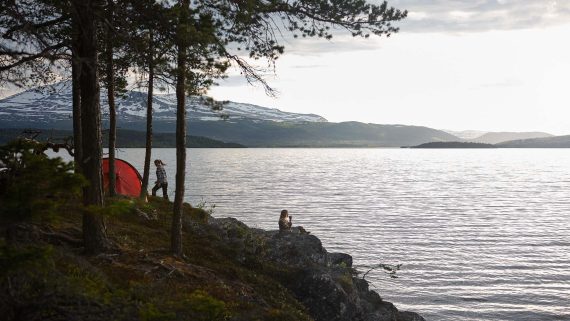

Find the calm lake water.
xmin=106 ymin=148 xmax=570 ymax=320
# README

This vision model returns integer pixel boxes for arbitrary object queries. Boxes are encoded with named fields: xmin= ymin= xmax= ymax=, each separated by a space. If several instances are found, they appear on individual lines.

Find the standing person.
xmin=152 ymin=159 xmax=168 ymax=200
xmin=279 ymin=209 xmax=292 ymax=233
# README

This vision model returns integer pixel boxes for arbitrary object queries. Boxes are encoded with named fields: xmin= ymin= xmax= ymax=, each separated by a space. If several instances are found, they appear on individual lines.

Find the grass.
xmin=0 ymin=194 xmax=314 ymax=321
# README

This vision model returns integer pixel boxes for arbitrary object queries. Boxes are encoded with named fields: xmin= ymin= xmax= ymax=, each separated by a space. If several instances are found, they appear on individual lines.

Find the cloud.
xmin=215 ymin=75 xmax=250 ymax=87
xmin=390 ymin=0 xmax=570 ymax=32
xmin=290 ymin=64 xmax=326 ymax=69
xmin=280 ymin=35 xmax=381 ymax=55
xmin=475 ymin=78 xmax=525 ymax=89
xmin=0 ymin=83 xmax=20 ymax=99
xmin=263 ymin=1 xmax=570 ymax=57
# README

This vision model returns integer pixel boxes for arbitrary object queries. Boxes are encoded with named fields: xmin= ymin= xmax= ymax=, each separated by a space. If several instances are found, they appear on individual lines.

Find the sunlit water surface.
xmin=98 ymin=148 xmax=570 ymax=320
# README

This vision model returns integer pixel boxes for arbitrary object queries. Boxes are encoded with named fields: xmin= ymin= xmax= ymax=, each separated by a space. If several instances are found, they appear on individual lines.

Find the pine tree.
xmin=71 ymin=0 xmax=110 ymax=254
xmin=104 ymin=0 xmax=118 ymax=197
xmin=1 ymin=0 xmax=407 ymax=258
xmin=125 ymin=0 xmax=174 ymax=200
xmin=195 ymin=0 xmax=407 ymax=92
xmin=163 ymin=0 xmax=406 ymax=257
xmin=1 ymin=0 xmax=113 ymax=254
xmin=99 ymin=0 xmax=130 ymax=197
xmin=171 ymin=0 xmax=190 ymax=257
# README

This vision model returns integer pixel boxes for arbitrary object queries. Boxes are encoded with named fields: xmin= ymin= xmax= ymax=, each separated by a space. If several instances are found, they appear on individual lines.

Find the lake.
xmin=106 ymin=148 xmax=570 ymax=320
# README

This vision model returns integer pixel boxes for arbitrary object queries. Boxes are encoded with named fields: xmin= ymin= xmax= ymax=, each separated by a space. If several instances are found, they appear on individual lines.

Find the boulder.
xmin=263 ymin=231 xmax=328 ymax=267
xmin=260 ymin=230 xmax=423 ymax=321
xmin=399 ymin=311 xmax=426 ymax=321
xmin=329 ymin=252 xmax=353 ymax=267
xmin=197 ymin=217 xmax=426 ymax=321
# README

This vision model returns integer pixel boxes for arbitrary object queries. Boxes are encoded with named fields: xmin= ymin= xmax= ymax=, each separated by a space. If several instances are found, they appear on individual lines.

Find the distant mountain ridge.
xmin=0 ymin=81 xmax=327 ymax=124
xmin=184 ymin=120 xmax=460 ymax=147
xmin=469 ymin=132 xmax=553 ymax=144
xmin=498 ymin=135 xmax=570 ymax=148
xmin=443 ymin=130 xmax=488 ymax=140
xmin=409 ymin=142 xmax=496 ymax=149
xmin=443 ymin=129 xmax=554 ymax=144
xmin=0 ymin=82 xmax=462 ymax=147
xmin=406 ymin=135 xmax=570 ymax=149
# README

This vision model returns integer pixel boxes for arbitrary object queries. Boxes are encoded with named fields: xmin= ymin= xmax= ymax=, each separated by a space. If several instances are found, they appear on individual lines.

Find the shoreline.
xmin=0 ymin=195 xmax=425 ymax=321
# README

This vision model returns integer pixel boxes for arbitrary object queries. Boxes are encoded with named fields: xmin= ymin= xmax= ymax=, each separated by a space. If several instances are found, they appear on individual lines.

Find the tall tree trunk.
xmin=171 ymin=0 xmax=189 ymax=257
xmin=106 ymin=0 xmax=117 ymax=197
xmin=140 ymin=29 xmax=154 ymax=200
xmin=73 ymin=0 xmax=108 ymax=255
xmin=71 ymin=9 xmax=82 ymax=174
xmin=71 ymin=47 xmax=82 ymax=175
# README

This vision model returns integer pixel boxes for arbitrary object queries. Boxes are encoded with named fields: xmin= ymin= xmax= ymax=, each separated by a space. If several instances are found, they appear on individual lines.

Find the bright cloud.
xmin=391 ymin=0 xmax=570 ymax=32
xmin=209 ymin=22 xmax=570 ymax=135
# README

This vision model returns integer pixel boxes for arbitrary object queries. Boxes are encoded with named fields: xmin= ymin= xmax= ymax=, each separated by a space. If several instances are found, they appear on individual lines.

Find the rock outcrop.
xmin=0 ymin=202 xmax=424 ymax=321
xmin=202 ymin=218 xmax=425 ymax=321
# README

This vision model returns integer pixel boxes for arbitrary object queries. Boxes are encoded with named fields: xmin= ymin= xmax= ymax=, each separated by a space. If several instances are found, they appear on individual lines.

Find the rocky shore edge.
xmin=200 ymin=215 xmax=425 ymax=321
xmin=1 ymin=198 xmax=425 ymax=321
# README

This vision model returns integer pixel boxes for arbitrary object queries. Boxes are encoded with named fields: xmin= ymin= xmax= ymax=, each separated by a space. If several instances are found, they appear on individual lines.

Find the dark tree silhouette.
xmin=125 ymin=0 xmax=174 ymax=200
xmin=164 ymin=0 xmax=407 ymax=257
xmin=72 ymin=0 xmax=109 ymax=254
xmin=0 ymin=0 xmax=110 ymax=253
xmin=171 ymin=0 xmax=190 ymax=257
xmin=1 ymin=0 xmax=407 ymax=258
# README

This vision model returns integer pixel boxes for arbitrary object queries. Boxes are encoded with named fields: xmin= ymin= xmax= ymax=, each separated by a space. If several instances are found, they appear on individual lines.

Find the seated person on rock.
xmin=279 ymin=209 xmax=292 ymax=232
xmin=279 ymin=209 xmax=309 ymax=234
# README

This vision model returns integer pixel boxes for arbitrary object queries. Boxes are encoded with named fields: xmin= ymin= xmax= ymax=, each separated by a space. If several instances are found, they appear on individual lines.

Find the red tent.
xmin=102 ymin=158 xmax=143 ymax=197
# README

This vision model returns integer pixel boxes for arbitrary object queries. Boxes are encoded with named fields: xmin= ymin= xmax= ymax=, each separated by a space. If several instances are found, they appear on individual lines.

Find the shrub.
xmin=0 ymin=140 xmax=85 ymax=221
xmin=0 ymin=240 xmax=53 ymax=277
xmin=139 ymin=304 xmax=176 ymax=321
xmin=184 ymin=290 xmax=229 ymax=321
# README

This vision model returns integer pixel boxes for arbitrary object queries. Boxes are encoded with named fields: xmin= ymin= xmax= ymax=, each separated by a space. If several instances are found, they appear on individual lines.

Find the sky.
xmin=1 ymin=1 xmax=569 ymax=135
xmin=207 ymin=0 xmax=570 ymax=135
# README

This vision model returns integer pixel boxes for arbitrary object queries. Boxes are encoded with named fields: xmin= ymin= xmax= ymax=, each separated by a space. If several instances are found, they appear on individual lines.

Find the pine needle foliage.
xmin=0 ymin=140 xmax=85 ymax=222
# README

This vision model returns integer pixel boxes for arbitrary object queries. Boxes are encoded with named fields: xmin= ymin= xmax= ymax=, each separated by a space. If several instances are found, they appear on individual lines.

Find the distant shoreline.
xmin=404 ymin=139 xmax=570 ymax=149
xmin=2 ymin=128 xmax=570 ymax=148
xmin=405 ymin=142 xmax=496 ymax=149
xmin=0 ymin=128 xmax=245 ymax=148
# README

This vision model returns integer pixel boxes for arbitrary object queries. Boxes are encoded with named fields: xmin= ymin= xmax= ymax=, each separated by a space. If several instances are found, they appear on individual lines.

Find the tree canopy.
xmin=0 ymin=0 xmax=407 ymax=255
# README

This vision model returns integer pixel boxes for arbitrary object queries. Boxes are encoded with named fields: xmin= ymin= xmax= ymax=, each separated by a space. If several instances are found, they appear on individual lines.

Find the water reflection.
xmin=100 ymin=148 xmax=570 ymax=321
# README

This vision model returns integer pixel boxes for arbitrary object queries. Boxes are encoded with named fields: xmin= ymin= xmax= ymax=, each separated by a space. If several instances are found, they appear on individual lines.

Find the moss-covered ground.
xmin=0 ymin=195 xmax=314 ymax=321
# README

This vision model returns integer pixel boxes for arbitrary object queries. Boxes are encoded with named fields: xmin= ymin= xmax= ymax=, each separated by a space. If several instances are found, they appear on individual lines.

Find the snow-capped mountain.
xmin=0 ymin=82 xmax=464 ymax=147
xmin=0 ymin=81 xmax=327 ymax=124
